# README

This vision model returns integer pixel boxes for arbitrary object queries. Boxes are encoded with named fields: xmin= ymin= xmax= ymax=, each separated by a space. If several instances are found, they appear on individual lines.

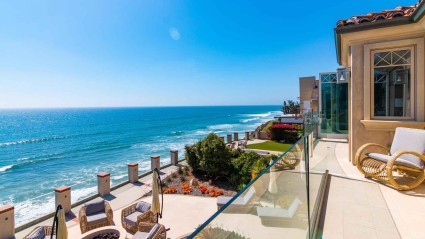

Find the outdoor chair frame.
xmin=78 ymin=200 xmax=113 ymax=233
xmin=355 ymin=127 xmax=425 ymax=191
xmin=136 ymin=222 xmax=166 ymax=239
xmin=121 ymin=202 xmax=156 ymax=233
xmin=23 ymin=226 xmax=55 ymax=239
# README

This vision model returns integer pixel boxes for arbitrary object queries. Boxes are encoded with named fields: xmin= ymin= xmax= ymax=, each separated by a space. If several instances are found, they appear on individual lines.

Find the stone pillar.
xmin=234 ymin=132 xmax=239 ymax=141
xmin=0 ymin=205 xmax=14 ymax=239
xmin=151 ymin=155 xmax=160 ymax=171
xmin=97 ymin=172 xmax=110 ymax=197
xmin=128 ymin=162 xmax=139 ymax=183
xmin=227 ymin=134 xmax=232 ymax=144
xmin=170 ymin=150 xmax=178 ymax=165
xmin=54 ymin=186 xmax=71 ymax=213
xmin=245 ymin=132 xmax=250 ymax=140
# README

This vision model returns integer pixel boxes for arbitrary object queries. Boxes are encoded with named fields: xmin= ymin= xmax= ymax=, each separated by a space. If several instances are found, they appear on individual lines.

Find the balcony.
xmin=190 ymin=130 xmax=425 ymax=238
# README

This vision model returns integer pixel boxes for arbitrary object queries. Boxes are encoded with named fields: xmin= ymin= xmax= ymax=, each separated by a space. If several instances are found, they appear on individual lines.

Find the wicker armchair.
xmin=132 ymin=222 xmax=166 ymax=239
xmin=23 ymin=226 xmax=54 ymax=239
xmin=356 ymin=127 xmax=425 ymax=190
xmin=121 ymin=201 xmax=156 ymax=233
xmin=79 ymin=199 xmax=113 ymax=233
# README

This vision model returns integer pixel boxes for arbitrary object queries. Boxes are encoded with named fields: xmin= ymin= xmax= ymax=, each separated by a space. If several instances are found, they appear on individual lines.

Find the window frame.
xmin=370 ymin=46 xmax=415 ymax=120
xmin=363 ymin=38 xmax=424 ymax=122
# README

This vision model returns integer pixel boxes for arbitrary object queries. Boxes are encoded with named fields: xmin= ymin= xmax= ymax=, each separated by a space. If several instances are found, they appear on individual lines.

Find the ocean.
xmin=0 ymin=105 xmax=281 ymax=226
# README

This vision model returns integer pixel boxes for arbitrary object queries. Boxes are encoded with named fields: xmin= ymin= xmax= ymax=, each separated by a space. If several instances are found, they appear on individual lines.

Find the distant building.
xmin=299 ymin=72 xmax=348 ymax=139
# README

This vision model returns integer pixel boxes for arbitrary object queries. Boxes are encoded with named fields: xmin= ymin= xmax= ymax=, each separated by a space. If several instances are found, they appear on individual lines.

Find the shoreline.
xmin=1 ymin=107 xmax=282 ymax=227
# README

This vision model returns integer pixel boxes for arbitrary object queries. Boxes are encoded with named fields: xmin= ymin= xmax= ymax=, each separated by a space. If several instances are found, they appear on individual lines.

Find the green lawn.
xmin=246 ymin=141 xmax=292 ymax=152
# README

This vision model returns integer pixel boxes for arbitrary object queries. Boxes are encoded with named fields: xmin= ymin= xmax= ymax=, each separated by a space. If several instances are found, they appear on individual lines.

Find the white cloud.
xmin=169 ymin=27 xmax=180 ymax=41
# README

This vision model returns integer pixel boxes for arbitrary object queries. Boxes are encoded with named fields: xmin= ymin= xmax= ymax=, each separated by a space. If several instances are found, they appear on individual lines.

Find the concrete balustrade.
xmin=97 ymin=172 xmax=110 ymax=197
xmin=245 ymin=131 xmax=250 ymax=140
xmin=128 ymin=162 xmax=139 ymax=183
xmin=0 ymin=205 xmax=14 ymax=239
xmin=54 ymin=186 xmax=71 ymax=213
xmin=227 ymin=134 xmax=232 ymax=144
xmin=151 ymin=155 xmax=160 ymax=171
xmin=234 ymin=132 xmax=239 ymax=141
xmin=170 ymin=150 xmax=178 ymax=165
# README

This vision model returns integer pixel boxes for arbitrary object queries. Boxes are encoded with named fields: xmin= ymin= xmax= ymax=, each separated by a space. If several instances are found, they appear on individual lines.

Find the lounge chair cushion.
xmin=124 ymin=211 xmax=142 ymax=226
xmin=135 ymin=201 xmax=151 ymax=213
xmin=132 ymin=231 xmax=149 ymax=239
xmin=86 ymin=211 xmax=107 ymax=225
xmin=132 ymin=224 xmax=158 ymax=239
xmin=26 ymin=227 xmax=45 ymax=239
xmin=367 ymin=153 xmax=424 ymax=170
xmin=85 ymin=199 xmax=105 ymax=215
xmin=217 ymin=187 xmax=255 ymax=206
xmin=145 ymin=224 xmax=159 ymax=239
xmin=257 ymin=198 xmax=302 ymax=218
xmin=390 ymin=128 xmax=425 ymax=169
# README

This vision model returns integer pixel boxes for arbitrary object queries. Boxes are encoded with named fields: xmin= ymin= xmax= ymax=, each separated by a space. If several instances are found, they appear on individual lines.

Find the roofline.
xmin=335 ymin=0 xmax=425 ymax=65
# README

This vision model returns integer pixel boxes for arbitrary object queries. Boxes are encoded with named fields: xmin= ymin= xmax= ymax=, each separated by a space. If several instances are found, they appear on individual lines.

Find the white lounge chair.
xmin=216 ymin=187 xmax=256 ymax=210
xmin=256 ymin=198 xmax=302 ymax=224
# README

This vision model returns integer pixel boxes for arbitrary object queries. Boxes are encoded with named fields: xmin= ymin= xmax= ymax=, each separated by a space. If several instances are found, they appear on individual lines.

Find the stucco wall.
xmin=348 ymin=34 xmax=425 ymax=163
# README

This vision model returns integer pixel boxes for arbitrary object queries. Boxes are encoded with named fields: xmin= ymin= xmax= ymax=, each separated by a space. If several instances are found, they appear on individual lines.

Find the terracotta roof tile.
xmin=336 ymin=1 xmax=422 ymax=27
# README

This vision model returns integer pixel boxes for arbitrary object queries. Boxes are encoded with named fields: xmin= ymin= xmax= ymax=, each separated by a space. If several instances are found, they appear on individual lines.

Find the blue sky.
xmin=0 ymin=0 xmax=417 ymax=108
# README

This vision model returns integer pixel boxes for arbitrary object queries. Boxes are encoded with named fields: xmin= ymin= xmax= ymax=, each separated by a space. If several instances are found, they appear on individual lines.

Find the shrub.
xmin=230 ymin=148 xmax=244 ymax=158
xmin=269 ymin=124 xmax=299 ymax=143
xmin=196 ymin=227 xmax=249 ymax=239
xmin=231 ymin=151 xmax=261 ymax=186
xmin=185 ymin=133 xmax=232 ymax=177
xmin=185 ymin=143 xmax=200 ymax=171
xmin=171 ymin=173 xmax=178 ymax=178
xmin=199 ymin=134 xmax=232 ymax=175
xmin=229 ymin=174 xmax=241 ymax=188
xmin=180 ymin=176 xmax=186 ymax=182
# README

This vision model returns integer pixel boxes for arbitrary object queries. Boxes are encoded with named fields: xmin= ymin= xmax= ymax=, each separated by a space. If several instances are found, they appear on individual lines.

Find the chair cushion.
xmin=390 ymin=128 xmax=425 ymax=169
xmin=86 ymin=212 xmax=108 ymax=225
xmin=124 ymin=211 xmax=142 ymax=226
xmin=135 ymin=201 xmax=151 ymax=213
xmin=132 ymin=231 xmax=149 ymax=239
xmin=217 ymin=187 xmax=255 ymax=206
xmin=26 ymin=227 xmax=45 ymax=239
xmin=85 ymin=199 xmax=105 ymax=215
xmin=367 ymin=153 xmax=424 ymax=170
xmin=146 ymin=224 xmax=159 ymax=239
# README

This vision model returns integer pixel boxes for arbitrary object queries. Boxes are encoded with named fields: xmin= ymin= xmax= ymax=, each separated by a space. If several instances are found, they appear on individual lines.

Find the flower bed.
xmin=161 ymin=166 xmax=236 ymax=197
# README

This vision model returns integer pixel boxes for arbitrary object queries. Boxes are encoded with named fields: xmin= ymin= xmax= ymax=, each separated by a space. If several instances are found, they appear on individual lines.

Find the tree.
xmin=185 ymin=133 xmax=232 ymax=176
xmin=282 ymin=100 xmax=300 ymax=115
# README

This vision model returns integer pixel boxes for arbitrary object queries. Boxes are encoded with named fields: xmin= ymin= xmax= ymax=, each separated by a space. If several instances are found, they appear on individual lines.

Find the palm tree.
xmin=282 ymin=100 xmax=300 ymax=115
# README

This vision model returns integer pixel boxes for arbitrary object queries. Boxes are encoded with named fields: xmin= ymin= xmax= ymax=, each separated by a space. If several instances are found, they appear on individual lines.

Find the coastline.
xmin=0 ymin=106 xmax=282 ymax=226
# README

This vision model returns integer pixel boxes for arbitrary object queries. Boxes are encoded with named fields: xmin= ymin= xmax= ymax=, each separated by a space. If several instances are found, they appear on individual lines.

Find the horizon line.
xmin=0 ymin=104 xmax=284 ymax=110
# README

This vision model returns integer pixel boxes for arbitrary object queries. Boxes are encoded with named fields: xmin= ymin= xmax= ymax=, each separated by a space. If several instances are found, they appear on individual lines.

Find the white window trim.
xmin=363 ymin=38 xmax=425 ymax=121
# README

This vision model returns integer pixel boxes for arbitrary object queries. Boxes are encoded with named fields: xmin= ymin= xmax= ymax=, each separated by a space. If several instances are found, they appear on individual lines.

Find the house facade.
xmin=335 ymin=0 xmax=425 ymax=162
xmin=299 ymin=73 xmax=348 ymax=139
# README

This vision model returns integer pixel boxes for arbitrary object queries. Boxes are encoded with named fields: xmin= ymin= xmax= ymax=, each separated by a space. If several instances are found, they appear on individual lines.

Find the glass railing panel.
xmin=191 ymin=138 xmax=308 ymax=239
